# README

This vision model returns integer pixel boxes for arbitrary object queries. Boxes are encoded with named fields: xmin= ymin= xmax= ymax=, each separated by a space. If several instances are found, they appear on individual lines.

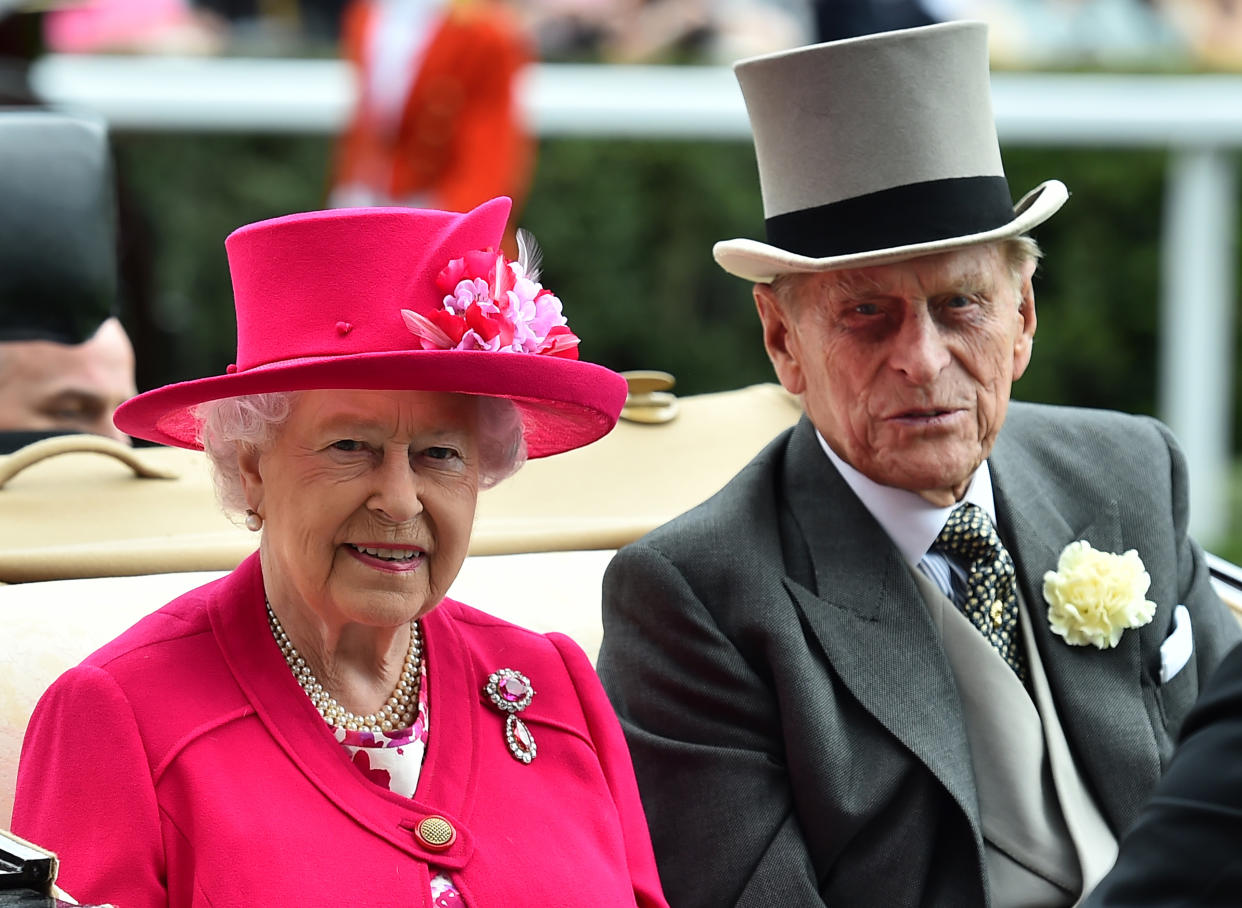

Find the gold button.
xmin=415 ymin=815 xmax=457 ymax=850
xmin=990 ymin=601 xmax=1004 ymax=626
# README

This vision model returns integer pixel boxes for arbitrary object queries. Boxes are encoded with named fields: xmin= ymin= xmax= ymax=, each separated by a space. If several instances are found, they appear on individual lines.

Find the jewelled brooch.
xmin=484 ymin=668 xmax=537 ymax=764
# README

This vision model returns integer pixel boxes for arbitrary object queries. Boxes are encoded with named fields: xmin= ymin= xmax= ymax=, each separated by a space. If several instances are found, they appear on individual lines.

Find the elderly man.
xmin=0 ymin=111 xmax=136 ymax=452
xmin=597 ymin=22 xmax=1242 ymax=908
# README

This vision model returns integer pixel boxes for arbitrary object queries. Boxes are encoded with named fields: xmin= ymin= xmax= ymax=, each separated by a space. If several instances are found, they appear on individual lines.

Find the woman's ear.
xmin=237 ymin=445 xmax=265 ymax=514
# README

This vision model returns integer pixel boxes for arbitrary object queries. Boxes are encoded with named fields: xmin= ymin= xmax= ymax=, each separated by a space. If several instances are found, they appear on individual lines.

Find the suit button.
xmin=415 ymin=815 xmax=457 ymax=850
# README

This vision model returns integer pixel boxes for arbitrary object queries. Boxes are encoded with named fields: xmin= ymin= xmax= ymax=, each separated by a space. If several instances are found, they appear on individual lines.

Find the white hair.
xmin=999 ymin=235 xmax=1042 ymax=286
xmin=196 ymin=391 xmax=528 ymax=518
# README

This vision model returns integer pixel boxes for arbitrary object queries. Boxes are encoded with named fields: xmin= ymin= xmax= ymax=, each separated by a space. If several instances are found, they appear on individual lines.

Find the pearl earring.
xmin=244 ymin=509 xmax=263 ymax=532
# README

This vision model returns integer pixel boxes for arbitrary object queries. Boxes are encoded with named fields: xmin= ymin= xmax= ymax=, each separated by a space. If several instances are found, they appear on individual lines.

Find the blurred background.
xmin=2 ymin=0 xmax=1242 ymax=552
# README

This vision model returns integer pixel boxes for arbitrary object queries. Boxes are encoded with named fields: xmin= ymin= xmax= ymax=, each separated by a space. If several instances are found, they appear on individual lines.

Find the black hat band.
xmin=763 ymin=175 xmax=1017 ymax=259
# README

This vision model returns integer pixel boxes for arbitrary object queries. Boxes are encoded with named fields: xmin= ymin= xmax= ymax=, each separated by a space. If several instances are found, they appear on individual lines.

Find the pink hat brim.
xmin=114 ymin=349 xmax=627 ymax=459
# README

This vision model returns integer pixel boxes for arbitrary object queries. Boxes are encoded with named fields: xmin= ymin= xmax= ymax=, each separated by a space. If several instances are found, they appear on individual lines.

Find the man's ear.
xmin=754 ymin=282 xmax=806 ymax=396
xmin=1012 ymin=256 xmax=1038 ymax=381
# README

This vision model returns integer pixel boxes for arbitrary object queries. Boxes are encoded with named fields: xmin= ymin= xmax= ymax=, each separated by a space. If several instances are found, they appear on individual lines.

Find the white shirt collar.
xmin=815 ymin=429 xmax=997 ymax=568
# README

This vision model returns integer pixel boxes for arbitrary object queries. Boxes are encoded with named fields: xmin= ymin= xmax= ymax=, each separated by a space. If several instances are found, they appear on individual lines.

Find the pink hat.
xmin=114 ymin=197 xmax=628 ymax=458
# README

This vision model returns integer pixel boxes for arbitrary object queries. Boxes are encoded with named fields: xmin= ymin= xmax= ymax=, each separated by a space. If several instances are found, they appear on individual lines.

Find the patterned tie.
xmin=933 ymin=503 xmax=1027 ymax=683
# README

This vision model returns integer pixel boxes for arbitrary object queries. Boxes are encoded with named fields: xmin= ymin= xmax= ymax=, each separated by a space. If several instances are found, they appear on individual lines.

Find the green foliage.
xmin=522 ymin=138 xmax=770 ymax=394
xmin=1002 ymin=148 xmax=1168 ymax=418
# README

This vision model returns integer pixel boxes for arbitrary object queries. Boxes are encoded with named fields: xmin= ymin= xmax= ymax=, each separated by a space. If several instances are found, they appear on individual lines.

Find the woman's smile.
xmin=344 ymin=542 xmax=428 ymax=573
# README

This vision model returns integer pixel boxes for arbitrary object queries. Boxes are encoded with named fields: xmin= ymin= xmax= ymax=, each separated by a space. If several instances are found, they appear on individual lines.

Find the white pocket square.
xmin=1159 ymin=604 xmax=1193 ymax=684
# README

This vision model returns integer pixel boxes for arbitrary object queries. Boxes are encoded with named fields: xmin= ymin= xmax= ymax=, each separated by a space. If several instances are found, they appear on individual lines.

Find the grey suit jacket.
xmin=598 ymin=402 xmax=1242 ymax=907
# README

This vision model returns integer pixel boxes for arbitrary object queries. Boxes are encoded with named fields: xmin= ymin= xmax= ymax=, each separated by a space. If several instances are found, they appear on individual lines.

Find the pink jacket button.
xmin=415 ymin=815 xmax=457 ymax=851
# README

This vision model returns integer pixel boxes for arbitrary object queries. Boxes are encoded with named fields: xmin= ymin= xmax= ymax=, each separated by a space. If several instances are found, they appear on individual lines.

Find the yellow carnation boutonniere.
xmin=1043 ymin=541 xmax=1157 ymax=649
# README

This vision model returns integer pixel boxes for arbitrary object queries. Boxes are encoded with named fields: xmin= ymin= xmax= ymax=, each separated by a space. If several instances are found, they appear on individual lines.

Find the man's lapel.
xmin=780 ymin=420 xmax=981 ymax=832
xmin=989 ymin=432 xmax=1160 ymax=832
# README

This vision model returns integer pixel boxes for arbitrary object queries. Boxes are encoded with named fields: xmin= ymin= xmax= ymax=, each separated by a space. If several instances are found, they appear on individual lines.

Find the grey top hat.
xmin=714 ymin=21 xmax=1067 ymax=283
xmin=0 ymin=110 xmax=118 ymax=343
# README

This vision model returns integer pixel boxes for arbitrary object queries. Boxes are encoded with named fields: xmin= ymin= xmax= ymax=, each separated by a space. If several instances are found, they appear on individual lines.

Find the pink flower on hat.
xmin=402 ymin=243 xmax=581 ymax=360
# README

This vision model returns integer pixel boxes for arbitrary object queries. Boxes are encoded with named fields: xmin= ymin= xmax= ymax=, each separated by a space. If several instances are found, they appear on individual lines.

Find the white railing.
xmin=28 ymin=55 xmax=1242 ymax=540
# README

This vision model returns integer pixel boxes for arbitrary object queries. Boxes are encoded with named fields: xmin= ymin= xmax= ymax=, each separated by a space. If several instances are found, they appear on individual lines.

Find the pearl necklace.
xmin=266 ymin=600 xmax=422 ymax=733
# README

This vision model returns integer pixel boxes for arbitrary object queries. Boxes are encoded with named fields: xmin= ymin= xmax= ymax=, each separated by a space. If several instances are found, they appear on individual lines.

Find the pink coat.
xmin=12 ymin=554 xmax=668 ymax=907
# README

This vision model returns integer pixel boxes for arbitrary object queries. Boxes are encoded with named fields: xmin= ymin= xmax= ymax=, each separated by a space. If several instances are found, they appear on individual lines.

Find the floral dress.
xmin=331 ymin=658 xmax=463 ymax=906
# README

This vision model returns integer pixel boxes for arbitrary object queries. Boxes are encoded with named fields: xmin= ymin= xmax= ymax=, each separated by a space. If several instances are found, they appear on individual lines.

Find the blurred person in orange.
xmin=0 ymin=110 xmax=137 ymax=452
xmin=330 ymin=0 xmax=534 ymax=254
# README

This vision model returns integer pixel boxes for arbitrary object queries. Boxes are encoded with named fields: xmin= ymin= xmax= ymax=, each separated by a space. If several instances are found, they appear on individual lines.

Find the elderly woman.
xmin=11 ymin=198 xmax=668 ymax=908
